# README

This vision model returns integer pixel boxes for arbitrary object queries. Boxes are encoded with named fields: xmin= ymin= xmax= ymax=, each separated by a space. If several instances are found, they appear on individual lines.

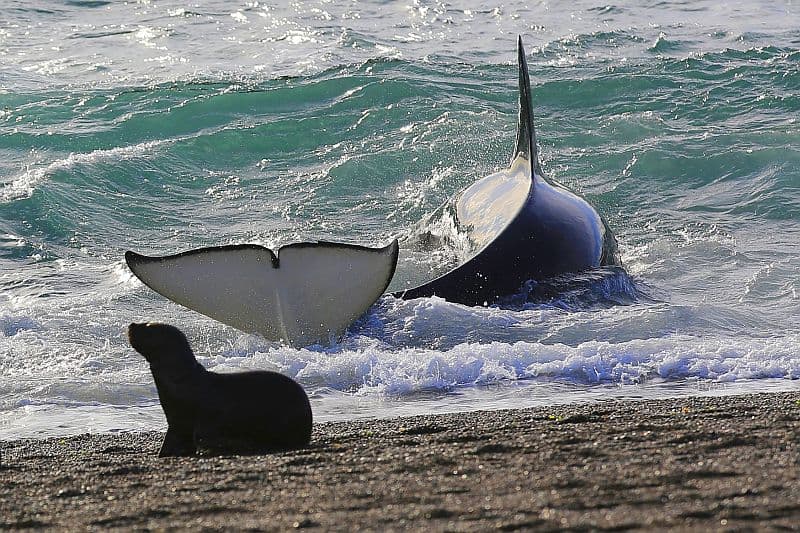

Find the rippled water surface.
xmin=1 ymin=0 xmax=799 ymax=438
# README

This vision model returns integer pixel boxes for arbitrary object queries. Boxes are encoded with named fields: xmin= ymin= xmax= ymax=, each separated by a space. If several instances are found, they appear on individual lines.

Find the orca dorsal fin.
xmin=513 ymin=36 xmax=541 ymax=175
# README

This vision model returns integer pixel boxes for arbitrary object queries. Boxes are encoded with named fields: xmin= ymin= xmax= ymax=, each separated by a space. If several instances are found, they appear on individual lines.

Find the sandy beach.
xmin=2 ymin=391 xmax=798 ymax=531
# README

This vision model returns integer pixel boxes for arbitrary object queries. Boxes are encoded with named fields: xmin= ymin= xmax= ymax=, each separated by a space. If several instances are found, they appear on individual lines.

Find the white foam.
xmin=1 ymin=315 xmax=40 ymax=337
xmin=2 ymin=275 xmax=799 ymax=439
xmin=214 ymin=333 xmax=800 ymax=397
xmin=1 ymin=140 xmax=171 ymax=203
xmin=2 ymin=315 xmax=799 ymax=439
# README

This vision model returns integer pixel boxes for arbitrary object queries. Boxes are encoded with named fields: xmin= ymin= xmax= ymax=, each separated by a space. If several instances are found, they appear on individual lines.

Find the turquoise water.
xmin=1 ymin=0 xmax=799 ymax=438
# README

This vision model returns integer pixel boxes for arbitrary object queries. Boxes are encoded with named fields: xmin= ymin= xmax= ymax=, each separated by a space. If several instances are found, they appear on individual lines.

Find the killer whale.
xmin=125 ymin=240 xmax=398 ymax=347
xmin=393 ymin=36 xmax=620 ymax=306
xmin=125 ymin=36 xmax=621 ymax=346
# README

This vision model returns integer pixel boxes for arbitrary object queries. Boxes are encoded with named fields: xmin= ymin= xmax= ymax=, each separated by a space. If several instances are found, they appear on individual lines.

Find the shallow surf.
xmin=2 ymin=0 xmax=799 ymax=438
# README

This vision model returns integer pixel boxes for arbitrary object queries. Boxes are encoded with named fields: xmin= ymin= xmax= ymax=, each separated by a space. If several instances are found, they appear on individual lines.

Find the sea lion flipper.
xmin=158 ymin=426 xmax=196 ymax=457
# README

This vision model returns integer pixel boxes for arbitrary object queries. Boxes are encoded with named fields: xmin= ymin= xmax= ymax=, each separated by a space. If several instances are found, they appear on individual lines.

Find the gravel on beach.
xmin=2 ymin=391 xmax=799 ymax=531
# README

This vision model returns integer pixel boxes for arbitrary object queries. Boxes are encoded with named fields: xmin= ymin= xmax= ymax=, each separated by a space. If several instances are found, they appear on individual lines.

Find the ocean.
xmin=1 ymin=0 xmax=799 ymax=439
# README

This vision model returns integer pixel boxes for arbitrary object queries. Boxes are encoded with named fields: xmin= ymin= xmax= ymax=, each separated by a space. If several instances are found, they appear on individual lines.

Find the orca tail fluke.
xmin=514 ymin=36 xmax=541 ymax=175
xmin=125 ymin=240 xmax=399 ymax=347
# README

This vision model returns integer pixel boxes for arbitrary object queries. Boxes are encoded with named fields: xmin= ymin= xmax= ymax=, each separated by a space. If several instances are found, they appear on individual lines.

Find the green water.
xmin=1 ymin=0 xmax=799 ymax=438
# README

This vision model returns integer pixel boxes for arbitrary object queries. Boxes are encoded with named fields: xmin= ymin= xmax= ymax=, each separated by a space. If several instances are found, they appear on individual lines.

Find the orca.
xmin=124 ymin=36 xmax=621 ymax=347
xmin=125 ymin=240 xmax=398 ymax=347
xmin=393 ymin=36 xmax=620 ymax=306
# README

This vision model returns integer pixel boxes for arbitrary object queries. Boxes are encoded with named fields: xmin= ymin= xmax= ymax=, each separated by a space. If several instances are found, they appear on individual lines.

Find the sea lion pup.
xmin=128 ymin=322 xmax=312 ymax=457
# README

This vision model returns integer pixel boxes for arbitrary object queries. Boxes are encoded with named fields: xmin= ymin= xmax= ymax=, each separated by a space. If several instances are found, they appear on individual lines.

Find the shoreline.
xmin=2 ymin=391 xmax=799 ymax=530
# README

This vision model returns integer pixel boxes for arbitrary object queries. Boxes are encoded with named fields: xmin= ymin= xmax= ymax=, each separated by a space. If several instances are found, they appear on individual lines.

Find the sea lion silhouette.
xmin=128 ymin=322 xmax=312 ymax=456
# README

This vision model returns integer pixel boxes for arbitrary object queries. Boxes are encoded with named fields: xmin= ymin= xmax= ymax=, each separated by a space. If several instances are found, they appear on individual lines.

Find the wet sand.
xmin=2 ymin=391 xmax=799 ymax=531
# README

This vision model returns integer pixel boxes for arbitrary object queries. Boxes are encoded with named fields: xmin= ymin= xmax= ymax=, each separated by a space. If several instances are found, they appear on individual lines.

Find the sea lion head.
xmin=127 ymin=322 xmax=197 ymax=370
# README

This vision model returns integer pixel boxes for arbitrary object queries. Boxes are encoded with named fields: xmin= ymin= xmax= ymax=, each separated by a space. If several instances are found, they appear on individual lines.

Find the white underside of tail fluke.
xmin=126 ymin=240 xmax=398 ymax=347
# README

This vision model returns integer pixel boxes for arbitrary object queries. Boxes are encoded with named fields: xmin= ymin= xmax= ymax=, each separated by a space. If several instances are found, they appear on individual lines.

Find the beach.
xmin=2 ymin=391 xmax=798 ymax=531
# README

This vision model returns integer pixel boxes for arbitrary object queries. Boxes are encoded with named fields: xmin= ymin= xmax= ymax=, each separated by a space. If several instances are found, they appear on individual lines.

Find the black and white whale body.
xmin=393 ymin=37 xmax=620 ymax=306
xmin=125 ymin=240 xmax=398 ymax=347
xmin=125 ymin=36 xmax=621 ymax=346
xmin=128 ymin=322 xmax=312 ymax=456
